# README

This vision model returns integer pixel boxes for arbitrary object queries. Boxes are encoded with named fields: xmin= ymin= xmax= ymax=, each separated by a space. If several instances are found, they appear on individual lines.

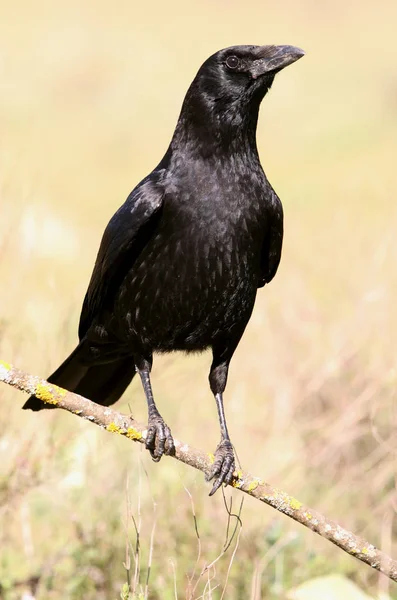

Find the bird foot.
xmin=145 ymin=411 xmax=175 ymax=462
xmin=206 ymin=439 xmax=235 ymax=496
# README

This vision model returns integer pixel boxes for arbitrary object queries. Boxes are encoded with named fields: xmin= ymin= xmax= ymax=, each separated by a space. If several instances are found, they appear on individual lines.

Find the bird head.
xmin=175 ymin=45 xmax=304 ymax=151
xmin=198 ymin=44 xmax=304 ymax=106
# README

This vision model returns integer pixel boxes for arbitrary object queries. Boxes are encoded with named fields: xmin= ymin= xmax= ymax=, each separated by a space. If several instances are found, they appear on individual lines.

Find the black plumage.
xmin=24 ymin=44 xmax=304 ymax=494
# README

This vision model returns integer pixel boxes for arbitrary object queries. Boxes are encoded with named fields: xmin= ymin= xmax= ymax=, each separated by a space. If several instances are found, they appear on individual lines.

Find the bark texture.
xmin=1 ymin=359 xmax=396 ymax=582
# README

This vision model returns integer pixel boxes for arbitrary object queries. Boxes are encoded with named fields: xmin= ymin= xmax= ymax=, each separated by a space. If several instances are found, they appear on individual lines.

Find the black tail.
xmin=22 ymin=345 xmax=136 ymax=411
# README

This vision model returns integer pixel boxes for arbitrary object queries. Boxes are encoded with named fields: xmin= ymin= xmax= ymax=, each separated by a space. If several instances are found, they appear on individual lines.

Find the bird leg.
xmin=207 ymin=359 xmax=236 ymax=496
xmin=135 ymin=356 xmax=174 ymax=462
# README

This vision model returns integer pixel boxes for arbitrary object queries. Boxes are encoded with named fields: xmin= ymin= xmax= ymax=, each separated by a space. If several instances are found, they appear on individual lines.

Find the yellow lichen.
xmin=207 ymin=453 xmax=215 ymax=464
xmin=106 ymin=423 xmax=122 ymax=434
xmin=0 ymin=360 xmax=11 ymax=371
xmin=304 ymin=512 xmax=312 ymax=520
xmin=232 ymin=470 xmax=244 ymax=489
xmin=54 ymin=385 xmax=66 ymax=397
xmin=35 ymin=382 xmax=59 ymax=405
xmin=126 ymin=428 xmax=142 ymax=440
xmin=246 ymin=480 xmax=259 ymax=492
xmin=260 ymin=491 xmax=302 ymax=512
xmin=362 ymin=547 xmax=369 ymax=555
xmin=288 ymin=497 xmax=303 ymax=510
xmin=105 ymin=423 xmax=142 ymax=439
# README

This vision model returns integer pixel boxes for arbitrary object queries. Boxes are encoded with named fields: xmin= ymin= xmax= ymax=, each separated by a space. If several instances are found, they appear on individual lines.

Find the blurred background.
xmin=1 ymin=0 xmax=397 ymax=598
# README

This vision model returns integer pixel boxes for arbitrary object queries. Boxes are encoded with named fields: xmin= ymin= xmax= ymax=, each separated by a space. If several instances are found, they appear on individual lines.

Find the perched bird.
xmin=24 ymin=44 xmax=304 ymax=495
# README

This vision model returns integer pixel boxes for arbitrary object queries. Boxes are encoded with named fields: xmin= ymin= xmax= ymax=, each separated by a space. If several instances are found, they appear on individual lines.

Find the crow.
xmin=24 ymin=44 xmax=304 ymax=495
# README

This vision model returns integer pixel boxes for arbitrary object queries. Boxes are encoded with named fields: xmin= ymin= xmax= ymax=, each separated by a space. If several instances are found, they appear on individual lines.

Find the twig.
xmin=1 ymin=359 xmax=397 ymax=582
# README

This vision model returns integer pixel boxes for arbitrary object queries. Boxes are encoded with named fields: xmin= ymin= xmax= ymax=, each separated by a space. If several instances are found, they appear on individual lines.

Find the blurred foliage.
xmin=287 ymin=575 xmax=379 ymax=600
xmin=1 ymin=0 xmax=397 ymax=598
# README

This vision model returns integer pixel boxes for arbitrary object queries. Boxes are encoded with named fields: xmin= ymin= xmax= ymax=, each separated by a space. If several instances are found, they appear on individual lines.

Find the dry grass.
xmin=1 ymin=0 xmax=397 ymax=598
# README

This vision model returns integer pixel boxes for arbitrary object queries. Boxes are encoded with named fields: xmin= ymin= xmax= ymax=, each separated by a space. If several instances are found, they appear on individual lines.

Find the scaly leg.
xmin=135 ymin=355 xmax=174 ymax=461
xmin=206 ymin=352 xmax=236 ymax=496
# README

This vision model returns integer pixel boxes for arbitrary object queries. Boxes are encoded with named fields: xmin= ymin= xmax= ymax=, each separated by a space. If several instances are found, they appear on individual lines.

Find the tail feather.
xmin=22 ymin=345 xmax=136 ymax=411
xmin=72 ymin=357 xmax=136 ymax=407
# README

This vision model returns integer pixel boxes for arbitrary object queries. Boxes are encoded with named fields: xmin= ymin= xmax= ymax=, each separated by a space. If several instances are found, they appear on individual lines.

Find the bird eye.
xmin=225 ymin=55 xmax=240 ymax=70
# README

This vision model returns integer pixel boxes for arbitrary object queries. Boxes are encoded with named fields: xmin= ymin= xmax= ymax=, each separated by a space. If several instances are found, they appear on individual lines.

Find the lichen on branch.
xmin=1 ymin=360 xmax=397 ymax=583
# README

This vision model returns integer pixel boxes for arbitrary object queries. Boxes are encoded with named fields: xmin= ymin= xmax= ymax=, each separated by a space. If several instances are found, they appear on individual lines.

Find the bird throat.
xmin=172 ymin=96 xmax=261 ymax=159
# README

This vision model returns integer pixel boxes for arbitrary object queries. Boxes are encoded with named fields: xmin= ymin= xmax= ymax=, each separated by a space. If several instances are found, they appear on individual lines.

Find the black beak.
xmin=252 ymin=45 xmax=305 ymax=78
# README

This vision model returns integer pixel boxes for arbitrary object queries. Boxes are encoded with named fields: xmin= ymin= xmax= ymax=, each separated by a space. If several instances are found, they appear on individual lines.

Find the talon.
xmin=164 ymin=434 xmax=175 ymax=456
xmin=207 ymin=439 xmax=235 ymax=496
xmin=145 ymin=413 xmax=174 ymax=461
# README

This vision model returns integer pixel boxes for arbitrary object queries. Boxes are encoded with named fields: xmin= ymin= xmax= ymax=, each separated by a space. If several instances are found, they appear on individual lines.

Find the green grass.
xmin=1 ymin=0 xmax=397 ymax=598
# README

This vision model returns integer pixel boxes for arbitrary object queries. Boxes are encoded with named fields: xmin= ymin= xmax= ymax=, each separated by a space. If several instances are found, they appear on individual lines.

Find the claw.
xmin=145 ymin=412 xmax=175 ymax=461
xmin=206 ymin=439 xmax=235 ymax=496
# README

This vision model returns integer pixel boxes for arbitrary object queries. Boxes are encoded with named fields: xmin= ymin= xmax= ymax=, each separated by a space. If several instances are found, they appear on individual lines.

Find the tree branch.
xmin=1 ymin=359 xmax=396 ymax=582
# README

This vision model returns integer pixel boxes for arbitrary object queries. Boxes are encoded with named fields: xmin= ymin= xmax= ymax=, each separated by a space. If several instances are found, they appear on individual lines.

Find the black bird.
xmin=24 ymin=44 xmax=304 ymax=495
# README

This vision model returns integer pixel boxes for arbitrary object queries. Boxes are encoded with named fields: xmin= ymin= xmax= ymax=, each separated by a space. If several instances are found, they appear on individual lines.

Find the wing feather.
xmin=258 ymin=190 xmax=283 ymax=288
xmin=78 ymin=176 xmax=165 ymax=339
